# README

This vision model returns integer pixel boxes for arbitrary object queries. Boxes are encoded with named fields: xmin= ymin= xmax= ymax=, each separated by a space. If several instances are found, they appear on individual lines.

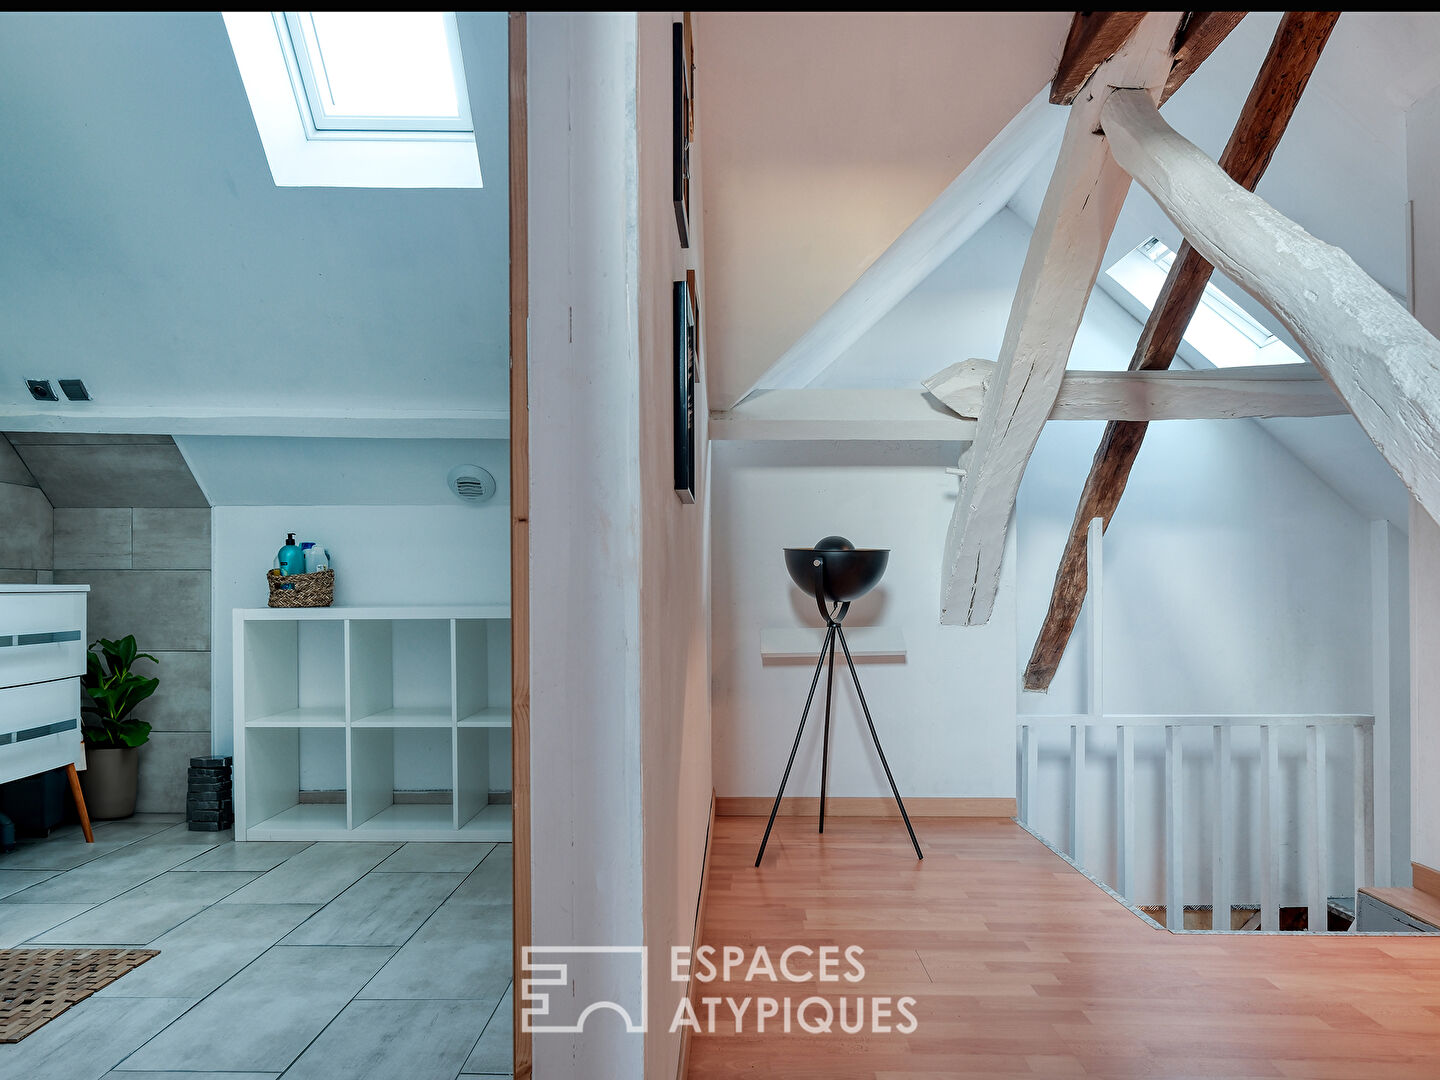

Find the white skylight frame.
xmin=279 ymin=12 xmax=473 ymax=138
xmin=1106 ymin=238 xmax=1305 ymax=369
xmin=223 ymin=11 xmax=482 ymax=189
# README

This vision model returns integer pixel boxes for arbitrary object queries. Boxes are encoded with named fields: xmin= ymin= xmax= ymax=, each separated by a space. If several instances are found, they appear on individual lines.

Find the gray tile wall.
xmin=0 ymin=436 xmax=51 ymax=584
xmin=4 ymin=434 xmax=212 ymax=815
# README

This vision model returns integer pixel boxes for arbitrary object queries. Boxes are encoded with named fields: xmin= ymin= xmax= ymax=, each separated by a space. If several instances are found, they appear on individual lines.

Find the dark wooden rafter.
xmin=1024 ymin=10 xmax=1341 ymax=692
xmin=1050 ymin=12 xmax=1148 ymax=105
xmin=1161 ymin=12 xmax=1249 ymax=104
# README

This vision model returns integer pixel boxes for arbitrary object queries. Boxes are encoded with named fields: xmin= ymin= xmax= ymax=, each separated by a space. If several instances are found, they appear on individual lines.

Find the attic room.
xmin=5 ymin=10 xmax=1440 ymax=1080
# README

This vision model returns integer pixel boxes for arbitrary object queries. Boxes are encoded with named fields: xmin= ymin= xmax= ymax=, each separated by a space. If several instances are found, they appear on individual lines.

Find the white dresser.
xmin=0 ymin=585 xmax=90 ymax=786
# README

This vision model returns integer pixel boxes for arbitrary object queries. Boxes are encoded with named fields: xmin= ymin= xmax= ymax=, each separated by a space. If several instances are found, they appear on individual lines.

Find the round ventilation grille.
xmin=447 ymin=465 xmax=497 ymax=504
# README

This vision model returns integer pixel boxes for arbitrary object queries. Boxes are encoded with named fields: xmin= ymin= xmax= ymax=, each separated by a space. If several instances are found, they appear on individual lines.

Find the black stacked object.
xmin=187 ymin=756 xmax=234 ymax=831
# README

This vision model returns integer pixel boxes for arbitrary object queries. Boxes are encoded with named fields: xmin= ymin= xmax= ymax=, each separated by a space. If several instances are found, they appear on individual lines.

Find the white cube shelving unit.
xmin=234 ymin=606 xmax=511 ymax=842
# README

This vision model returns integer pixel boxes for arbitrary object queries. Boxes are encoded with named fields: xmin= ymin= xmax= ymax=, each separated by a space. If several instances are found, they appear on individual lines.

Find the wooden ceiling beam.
xmin=942 ymin=13 xmax=1184 ymax=627
xmin=1161 ymin=12 xmax=1249 ymax=104
xmin=1024 ymin=11 xmax=1339 ymax=691
xmin=1050 ymin=12 xmax=1149 ymax=105
xmin=925 ymin=360 xmax=1344 ymax=422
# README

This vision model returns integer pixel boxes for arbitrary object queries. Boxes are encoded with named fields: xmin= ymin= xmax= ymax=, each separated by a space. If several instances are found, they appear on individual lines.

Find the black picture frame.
xmin=673 ymin=18 xmax=692 ymax=248
xmin=674 ymin=278 xmax=697 ymax=503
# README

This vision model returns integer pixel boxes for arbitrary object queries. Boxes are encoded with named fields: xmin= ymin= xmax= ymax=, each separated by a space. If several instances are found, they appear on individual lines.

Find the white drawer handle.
xmin=0 ymin=717 xmax=79 ymax=745
xmin=0 ymin=630 xmax=84 ymax=648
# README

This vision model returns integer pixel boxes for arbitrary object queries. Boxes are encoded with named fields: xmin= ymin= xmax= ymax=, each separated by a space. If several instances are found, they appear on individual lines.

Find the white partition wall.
xmin=234 ymin=605 xmax=511 ymax=841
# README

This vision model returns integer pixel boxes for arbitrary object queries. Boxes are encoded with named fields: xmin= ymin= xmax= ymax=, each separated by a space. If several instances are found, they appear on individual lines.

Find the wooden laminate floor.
xmin=686 ymin=816 xmax=1440 ymax=1080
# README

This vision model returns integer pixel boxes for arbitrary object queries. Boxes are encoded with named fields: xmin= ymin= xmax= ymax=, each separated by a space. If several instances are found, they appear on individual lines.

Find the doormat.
xmin=0 ymin=948 xmax=158 ymax=1042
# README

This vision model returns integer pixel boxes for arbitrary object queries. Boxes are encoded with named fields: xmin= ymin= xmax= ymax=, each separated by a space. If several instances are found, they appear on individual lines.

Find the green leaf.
xmin=113 ymin=718 xmax=151 ymax=748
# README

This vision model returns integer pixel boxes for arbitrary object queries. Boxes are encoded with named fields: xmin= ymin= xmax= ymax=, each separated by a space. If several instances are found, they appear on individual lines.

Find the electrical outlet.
xmin=26 ymin=379 xmax=57 ymax=402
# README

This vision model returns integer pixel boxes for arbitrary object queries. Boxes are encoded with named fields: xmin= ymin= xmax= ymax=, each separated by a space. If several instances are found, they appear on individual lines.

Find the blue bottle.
xmin=277 ymin=533 xmax=306 ymax=576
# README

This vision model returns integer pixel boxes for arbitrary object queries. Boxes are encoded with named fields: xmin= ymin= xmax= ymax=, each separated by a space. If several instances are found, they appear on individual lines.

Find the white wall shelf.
xmin=234 ymin=605 xmax=511 ymax=842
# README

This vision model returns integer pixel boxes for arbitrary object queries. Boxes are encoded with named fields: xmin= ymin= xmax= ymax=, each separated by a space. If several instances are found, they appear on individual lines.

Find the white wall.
xmin=711 ymin=441 xmax=1017 ymax=802
xmin=527 ymin=14 xmax=646 ymax=1079
xmin=637 ymin=13 xmax=714 ymax=1079
xmin=210 ymin=503 xmax=510 ymax=793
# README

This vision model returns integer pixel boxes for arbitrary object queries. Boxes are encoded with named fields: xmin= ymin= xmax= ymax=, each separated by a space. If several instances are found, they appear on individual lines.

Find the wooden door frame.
xmin=508 ymin=11 xmax=532 ymax=1080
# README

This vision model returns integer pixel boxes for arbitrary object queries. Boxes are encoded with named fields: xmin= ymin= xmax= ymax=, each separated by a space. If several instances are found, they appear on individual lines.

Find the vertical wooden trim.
xmin=1369 ymin=520 xmax=1393 ymax=886
xmin=675 ymin=792 xmax=717 ymax=1080
xmin=1019 ymin=724 xmax=1036 ymax=824
xmin=1087 ymin=517 xmax=1103 ymax=720
xmin=507 ymin=12 xmax=532 ymax=1080
xmin=1354 ymin=723 xmax=1375 ymax=895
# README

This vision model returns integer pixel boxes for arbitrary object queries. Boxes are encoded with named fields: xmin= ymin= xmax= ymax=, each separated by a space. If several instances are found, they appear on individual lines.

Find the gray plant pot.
xmin=80 ymin=746 xmax=140 ymax=820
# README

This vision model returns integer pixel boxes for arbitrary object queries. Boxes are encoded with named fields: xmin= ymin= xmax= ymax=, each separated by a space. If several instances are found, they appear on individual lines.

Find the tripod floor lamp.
xmin=754 ymin=536 xmax=923 ymax=866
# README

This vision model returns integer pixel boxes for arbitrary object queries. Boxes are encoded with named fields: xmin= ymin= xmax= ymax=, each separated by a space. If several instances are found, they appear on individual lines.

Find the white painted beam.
xmin=0 ymin=406 xmax=508 ymax=440
xmin=1260 ymin=724 xmax=1279 ymax=931
xmin=940 ymin=13 xmax=1183 ymax=627
xmin=709 ymin=388 xmax=976 ymax=442
xmin=735 ymin=88 xmax=1068 ymax=408
xmin=924 ymin=359 xmax=1344 ymax=421
xmin=1306 ymin=724 xmax=1329 ymax=932
xmin=1212 ymin=724 xmax=1233 ymax=929
xmin=1115 ymin=723 xmax=1134 ymax=898
xmin=1069 ymin=723 xmax=1086 ymax=864
xmin=1102 ymin=88 xmax=1440 ymax=526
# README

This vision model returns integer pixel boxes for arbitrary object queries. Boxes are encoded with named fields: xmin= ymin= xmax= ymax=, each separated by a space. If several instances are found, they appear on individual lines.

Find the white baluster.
xmin=1354 ymin=722 xmax=1375 ymax=895
xmin=1260 ymin=724 xmax=1279 ymax=932
xmin=1306 ymin=724 xmax=1329 ymax=933
xmin=1212 ymin=724 xmax=1232 ymax=930
xmin=1020 ymin=724 xmax=1036 ymax=824
xmin=1165 ymin=724 xmax=1183 ymax=931
xmin=1070 ymin=723 xmax=1085 ymax=863
xmin=1116 ymin=723 xmax=1134 ymax=899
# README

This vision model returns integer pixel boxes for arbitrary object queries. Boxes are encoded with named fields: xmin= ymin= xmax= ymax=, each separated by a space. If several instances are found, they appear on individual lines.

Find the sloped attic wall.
xmin=711 ymin=205 xmax=1407 ymax=897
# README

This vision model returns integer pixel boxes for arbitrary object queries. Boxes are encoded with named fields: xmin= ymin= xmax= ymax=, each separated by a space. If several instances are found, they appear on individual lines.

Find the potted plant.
xmin=80 ymin=635 xmax=158 ymax=820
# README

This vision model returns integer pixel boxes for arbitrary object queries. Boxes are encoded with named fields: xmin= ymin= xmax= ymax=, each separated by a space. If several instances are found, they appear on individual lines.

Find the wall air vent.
xmin=446 ymin=465 xmax=497 ymax=504
xmin=26 ymin=379 xmax=57 ymax=402
xmin=58 ymin=379 xmax=91 ymax=401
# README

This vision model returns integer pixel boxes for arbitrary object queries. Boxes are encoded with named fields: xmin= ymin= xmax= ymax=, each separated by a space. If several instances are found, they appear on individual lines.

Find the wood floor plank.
xmin=686 ymin=817 xmax=1440 ymax=1080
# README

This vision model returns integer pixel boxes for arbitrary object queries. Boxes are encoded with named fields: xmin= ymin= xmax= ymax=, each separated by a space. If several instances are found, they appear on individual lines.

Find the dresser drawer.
xmin=0 ymin=678 xmax=84 ymax=786
xmin=0 ymin=590 xmax=87 ymax=687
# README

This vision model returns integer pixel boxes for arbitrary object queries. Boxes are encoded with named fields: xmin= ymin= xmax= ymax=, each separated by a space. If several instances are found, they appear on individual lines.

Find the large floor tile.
xmin=31 ymin=871 xmax=259 ymax=945
xmin=0 ymin=833 xmax=138 ymax=872
xmin=3 ymin=832 xmax=226 ymax=903
xmin=356 ymin=903 xmax=511 ymax=1001
xmin=463 ymin=983 xmax=514 ymax=1076
xmin=281 ymin=998 xmax=496 ymax=1080
xmin=116 ymin=945 xmax=394 ymax=1073
xmin=374 ymin=841 xmax=496 ymax=874
xmin=96 ymin=903 xmax=319 ymax=998
xmin=0 ymin=868 xmax=59 ymax=898
xmin=174 ymin=840 xmax=312 ymax=872
xmin=282 ymin=871 xmax=464 ymax=946
xmin=104 ymin=1074 xmax=277 ymax=1080
xmin=0 ymin=994 xmax=192 ymax=1080
xmin=222 ymin=842 xmax=399 ymax=905
xmin=0 ymin=902 xmax=94 ymax=946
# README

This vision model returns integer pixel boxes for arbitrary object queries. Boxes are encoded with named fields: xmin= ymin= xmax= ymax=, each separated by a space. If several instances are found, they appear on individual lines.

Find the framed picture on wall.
xmin=673 ymin=18 xmax=693 ymax=248
xmin=674 ymin=277 xmax=697 ymax=503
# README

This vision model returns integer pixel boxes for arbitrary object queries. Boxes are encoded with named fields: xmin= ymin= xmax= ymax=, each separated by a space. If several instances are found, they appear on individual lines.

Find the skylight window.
xmin=281 ymin=12 xmax=471 ymax=136
xmin=1106 ymin=238 xmax=1304 ymax=368
xmin=223 ymin=11 xmax=482 ymax=188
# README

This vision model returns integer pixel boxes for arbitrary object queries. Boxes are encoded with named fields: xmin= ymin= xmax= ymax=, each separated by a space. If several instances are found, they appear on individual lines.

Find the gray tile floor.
xmin=0 ymin=815 xmax=513 ymax=1080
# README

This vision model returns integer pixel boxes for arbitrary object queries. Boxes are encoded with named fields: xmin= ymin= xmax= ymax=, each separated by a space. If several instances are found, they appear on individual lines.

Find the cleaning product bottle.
xmin=303 ymin=542 xmax=330 ymax=574
xmin=277 ymin=533 xmax=306 ymax=576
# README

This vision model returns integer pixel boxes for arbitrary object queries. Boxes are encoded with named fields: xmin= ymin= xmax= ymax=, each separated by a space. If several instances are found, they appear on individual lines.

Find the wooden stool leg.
xmin=65 ymin=763 xmax=94 ymax=843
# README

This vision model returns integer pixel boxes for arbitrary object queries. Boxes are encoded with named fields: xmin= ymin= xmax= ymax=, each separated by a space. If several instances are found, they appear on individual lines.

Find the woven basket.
xmin=267 ymin=568 xmax=334 ymax=608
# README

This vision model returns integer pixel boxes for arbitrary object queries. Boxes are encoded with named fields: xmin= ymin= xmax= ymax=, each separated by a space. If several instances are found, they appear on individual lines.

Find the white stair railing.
xmin=1018 ymin=520 xmax=1377 ymax=932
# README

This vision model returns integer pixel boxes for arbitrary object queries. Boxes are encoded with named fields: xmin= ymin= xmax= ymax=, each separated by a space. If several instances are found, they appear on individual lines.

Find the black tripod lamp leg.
xmin=835 ymin=626 xmax=923 ymax=861
xmin=755 ymin=625 xmax=835 ymax=867
xmin=818 ymin=629 xmax=836 ymax=835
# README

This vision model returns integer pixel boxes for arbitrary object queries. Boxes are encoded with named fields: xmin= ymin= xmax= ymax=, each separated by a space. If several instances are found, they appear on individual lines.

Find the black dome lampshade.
xmin=784 ymin=535 xmax=889 ymax=605
xmin=757 ymin=535 xmax=921 ymax=867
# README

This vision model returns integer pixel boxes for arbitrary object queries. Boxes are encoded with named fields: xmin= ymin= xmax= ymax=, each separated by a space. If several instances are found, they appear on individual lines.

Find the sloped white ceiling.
xmin=694 ymin=11 xmax=1072 ymax=408
xmin=0 ymin=12 xmax=508 ymax=425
